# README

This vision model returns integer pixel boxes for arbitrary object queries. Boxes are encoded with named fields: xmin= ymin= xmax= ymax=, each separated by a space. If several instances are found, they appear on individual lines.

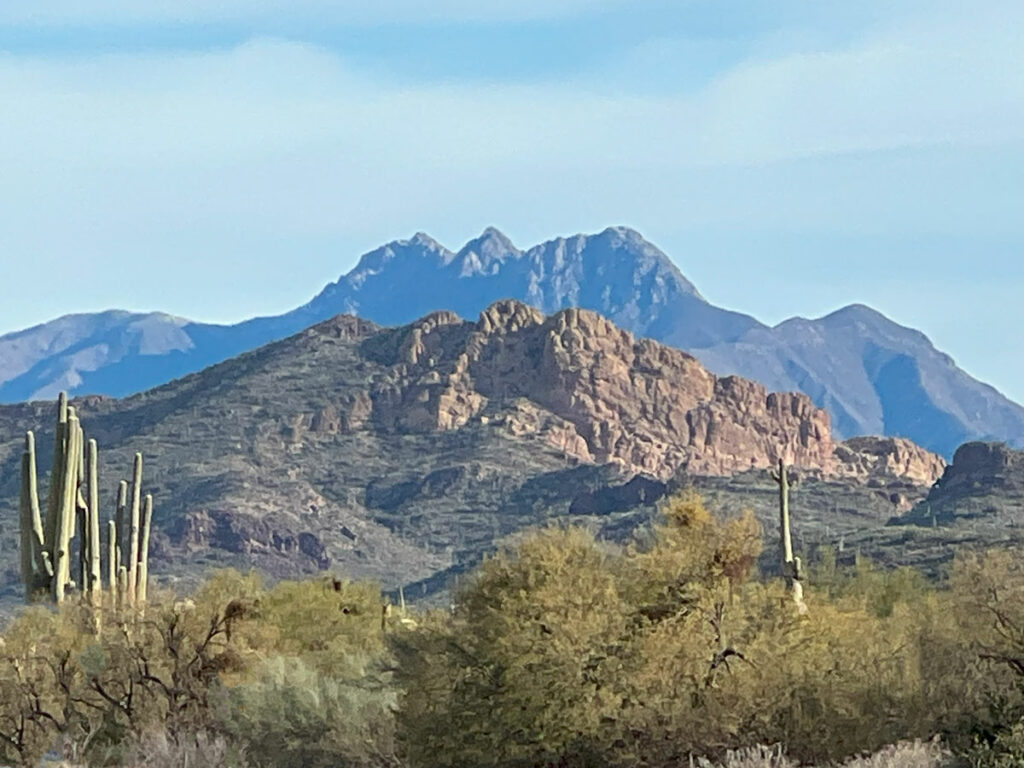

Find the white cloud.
xmin=0 ymin=0 xmax=630 ymax=26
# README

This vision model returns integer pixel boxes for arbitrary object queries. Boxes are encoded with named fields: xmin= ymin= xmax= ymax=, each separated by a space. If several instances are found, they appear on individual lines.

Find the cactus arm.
xmin=19 ymin=452 xmax=36 ymax=601
xmin=77 ymin=503 xmax=88 ymax=595
xmin=107 ymin=520 xmax=117 ymax=597
xmin=127 ymin=453 xmax=142 ymax=607
xmin=114 ymin=480 xmax=127 ymax=566
xmin=87 ymin=439 xmax=102 ymax=600
xmin=74 ymin=419 xmax=87 ymax=592
xmin=117 ymin=565 xmax=128 ymax=610
xmin=137 ymin=494 xmax=153 ymax=604
xmin=53 ymin=413 xmax=81 ymax=603
xmin=23 ymin=431 xmax=51 ymax=583
xmin=43 ymin=392 xmax=69 ymax=561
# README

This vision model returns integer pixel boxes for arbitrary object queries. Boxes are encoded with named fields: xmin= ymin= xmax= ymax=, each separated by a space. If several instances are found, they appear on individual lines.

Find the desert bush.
xmin=257 ymin=578 xmax=386 ymax=678
xmin=394 ymin=525 xmax=626 ymax=767
xmin=838 ymin=739 xmax=950 ymax=768
xmin=221 ymin=655 xmax=400 ymax=768
xmin=107 ymin=729 xmax=249 ymax=768
xmin=695 ymin=744 xmax=793 ymax=768
xmin=394 ymin=494 xmax=953 ymax=767
xmin=694 ymin=739 xmax=950 ymax=768
xmin=12 ymin=496 xmax=1024 ymax=768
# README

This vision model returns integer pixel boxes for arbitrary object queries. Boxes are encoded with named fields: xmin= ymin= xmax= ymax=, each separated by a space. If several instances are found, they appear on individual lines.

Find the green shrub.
xmin=221 ymin=655 xmax=400 ymax=768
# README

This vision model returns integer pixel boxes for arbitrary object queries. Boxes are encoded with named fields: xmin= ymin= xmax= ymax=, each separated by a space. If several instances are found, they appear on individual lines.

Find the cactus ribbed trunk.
xmin=115 ymin=480 xmax=127 ymax=572
xmin=137 ymin=494 xmax=153 ymax=605
xmin=772 ymin=458 xmax=806 ymax=614
xmin=87 ymin=439 xmax=102 ymax=601
xmin=127 ymin=453 xmax=142 ymax=608
xmin=107 ymin=520 xmax=117 ymax=599
xmin=53 ymin=414 xmax=81 ymax=603
xmin=777 ymin=459 xmax=793 ymax=571
xmin=19 ymin=452 xmax=35 ymax=601
xmin=44 ymin=392 xmax=68 ymax=566
xmin=16 ymin=392 xmax=156 ymax=611
xmin=117 ymin=565 xmax=128 ymax=610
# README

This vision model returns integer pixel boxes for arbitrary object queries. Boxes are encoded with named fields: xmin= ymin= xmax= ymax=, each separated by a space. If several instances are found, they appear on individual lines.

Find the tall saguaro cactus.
xmin=771 ymin=458 xmax=807 ymax=614
xmin=17 ymin=392 xmax=154 ymax=607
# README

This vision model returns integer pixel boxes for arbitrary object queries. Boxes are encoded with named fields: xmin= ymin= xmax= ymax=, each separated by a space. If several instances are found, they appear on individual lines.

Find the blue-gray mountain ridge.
xmin=1 ymin=226 xmax=1020 ymax=458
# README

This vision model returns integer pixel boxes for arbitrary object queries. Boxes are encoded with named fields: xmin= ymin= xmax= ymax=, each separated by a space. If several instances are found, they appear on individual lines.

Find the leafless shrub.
xmin=695 ymin=739 xmax=949 ymax=768
xmin=696 ymin=744 xmax=795 ymax=768
xmin=839 ymin=739 xmax=951 ymax=768
xmin=114 ymin=730 xmax=248 ymax=768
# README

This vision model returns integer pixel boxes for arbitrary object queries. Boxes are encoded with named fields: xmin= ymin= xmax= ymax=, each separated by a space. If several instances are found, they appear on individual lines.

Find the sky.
xmin=0 ymin=1 xmax=1022 ymax=401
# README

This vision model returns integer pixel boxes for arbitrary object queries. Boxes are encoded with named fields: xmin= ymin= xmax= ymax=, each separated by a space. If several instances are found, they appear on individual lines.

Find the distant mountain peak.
xmin=407 ymin=231 xmax=446 ymax=251
xmin=2 ymin=226 xmax=1022 ymax=459
xmin=454 ymin=227 xmax=521 ymax=276
xmin=823 ymin=303 xmax=891 ymax=324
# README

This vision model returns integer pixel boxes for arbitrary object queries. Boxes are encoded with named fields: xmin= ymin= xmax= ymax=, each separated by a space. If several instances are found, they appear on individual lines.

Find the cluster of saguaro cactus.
xmin=771 ymin=457 xmax=807 ymax=614
xmin=17 ymin=392 xmax=152 ymax=607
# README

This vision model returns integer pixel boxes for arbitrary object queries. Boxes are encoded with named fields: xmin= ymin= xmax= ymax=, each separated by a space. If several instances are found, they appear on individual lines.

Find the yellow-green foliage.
xmin=392 ymin=494 xmax=1007 ymax=767
xmin=0 ymin=570 xmax=394 ymax=767
xmin=223 ymin=655 xmax=399 ymax=768
xmin=258 ymin=578 xmax=385 ymax=677
xmin=7 ymin=492 xmax=1024 ymax=768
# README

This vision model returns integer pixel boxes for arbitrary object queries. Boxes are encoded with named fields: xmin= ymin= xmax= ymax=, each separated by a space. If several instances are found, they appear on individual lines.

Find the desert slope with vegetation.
xmin=0 ymin=302 xmax=950 ymax=609
xmin=3 ymin=492 xmax=1024 ymax=766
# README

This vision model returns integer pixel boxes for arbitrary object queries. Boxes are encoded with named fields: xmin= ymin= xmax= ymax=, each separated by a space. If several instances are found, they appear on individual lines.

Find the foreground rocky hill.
xmin=2 ymin=228 xmax=1021 ymax=458
xmin=0 ymin=301 xmax=950 ymax=606
xmin=901 ymin=442 xmax=1024 ymax=526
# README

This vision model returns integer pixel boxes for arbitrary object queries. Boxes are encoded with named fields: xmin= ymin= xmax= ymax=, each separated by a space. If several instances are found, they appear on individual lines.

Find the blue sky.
xmin=0 ymin=1 xmax=1022 ymax=402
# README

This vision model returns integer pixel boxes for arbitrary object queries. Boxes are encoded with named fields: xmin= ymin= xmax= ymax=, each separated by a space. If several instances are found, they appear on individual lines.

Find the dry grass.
xmin=697 ymin=739 xmax=950 ymax=768
xmin=60 ymin=731 xmax=250 ymax=768
xmin=839 ymin=739 xmax=950 ymax=768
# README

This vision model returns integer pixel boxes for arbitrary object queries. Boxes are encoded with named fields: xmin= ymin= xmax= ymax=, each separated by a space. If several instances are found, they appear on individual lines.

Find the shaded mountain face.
xmin=0 ymin=302 xmax=944 ymax=606
xmin=2 ymin=227 xmax=1021 ymax=457
xmin=692 ymin=304 xmax=1024 ymax=457
xmin=899 ymin=441 xmax=1024 ymax=527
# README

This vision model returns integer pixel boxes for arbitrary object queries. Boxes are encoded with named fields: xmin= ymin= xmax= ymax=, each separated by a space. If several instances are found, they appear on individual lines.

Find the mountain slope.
xmin=693 ymin=304 xmax=1024 ymax=457
xmin=2 ymin=227 xmax=1021 ymax=456
xmin=0 ymin=302 xmax=944 ymax=606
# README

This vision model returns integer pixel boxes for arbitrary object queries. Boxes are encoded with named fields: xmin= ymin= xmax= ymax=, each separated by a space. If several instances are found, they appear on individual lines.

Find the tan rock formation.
xmin=834 ymin=436 xmax=946 ymax=487
xmin=369 ymin=300 xmax=863 ymax=481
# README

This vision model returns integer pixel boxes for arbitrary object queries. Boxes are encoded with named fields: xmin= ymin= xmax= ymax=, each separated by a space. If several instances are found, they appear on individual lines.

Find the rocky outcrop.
xmin=931 ymin=442 xmax=1024 ymax=496
xmin=834 ymin=436 xmax=945 ymax=486
xmin=896 ymin=442 xmax=1024 ymax=525
xmin=175 ymin=509 xmax=330 ymax=571
xmin=364 ymin=300 xmax=916 ymax=482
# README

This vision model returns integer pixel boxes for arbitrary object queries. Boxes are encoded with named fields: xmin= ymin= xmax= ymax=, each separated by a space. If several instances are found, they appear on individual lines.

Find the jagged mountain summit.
xmin=1 ymin=227 xmax=1021 ymax=457
xmin=0 ymin=301 xmax=946 ymax=604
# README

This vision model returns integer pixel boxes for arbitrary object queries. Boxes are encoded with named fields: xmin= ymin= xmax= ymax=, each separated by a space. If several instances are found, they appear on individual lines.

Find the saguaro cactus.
xmin=17 ymin=392 xmax=154 ymax=607
xmin=137 ymin=493 xmax=153 ymax=605
xmin=771 ymin=458 xmax=807 ymax=614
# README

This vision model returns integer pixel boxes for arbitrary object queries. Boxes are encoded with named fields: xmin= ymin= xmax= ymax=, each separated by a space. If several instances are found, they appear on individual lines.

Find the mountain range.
xmin=2 ymin=227 xmax=1021 ymax=457
xmin=0 ymin=301 xmax=952 ymax=608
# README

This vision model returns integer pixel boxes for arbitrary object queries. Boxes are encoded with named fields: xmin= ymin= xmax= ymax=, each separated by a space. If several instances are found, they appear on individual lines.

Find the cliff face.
xmin=897 ymin=442 xmax=1024 ymax=526
xmin=935 ymin=442 xmax=1024 ymax=493
xmin=366 ymin=300 xmax=837 ymax=479
xmin=834 ymin=436 xmax=946 ymax=487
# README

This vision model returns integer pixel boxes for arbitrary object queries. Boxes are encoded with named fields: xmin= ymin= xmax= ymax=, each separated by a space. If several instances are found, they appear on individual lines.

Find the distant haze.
xmin=0 ymin=0 xmax=1021 ymax=401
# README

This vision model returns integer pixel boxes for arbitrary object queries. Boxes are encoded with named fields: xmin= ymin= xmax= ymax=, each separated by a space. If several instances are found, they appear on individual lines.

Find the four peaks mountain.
xmin=0 ymin=228 xmax=1021 ymax=458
